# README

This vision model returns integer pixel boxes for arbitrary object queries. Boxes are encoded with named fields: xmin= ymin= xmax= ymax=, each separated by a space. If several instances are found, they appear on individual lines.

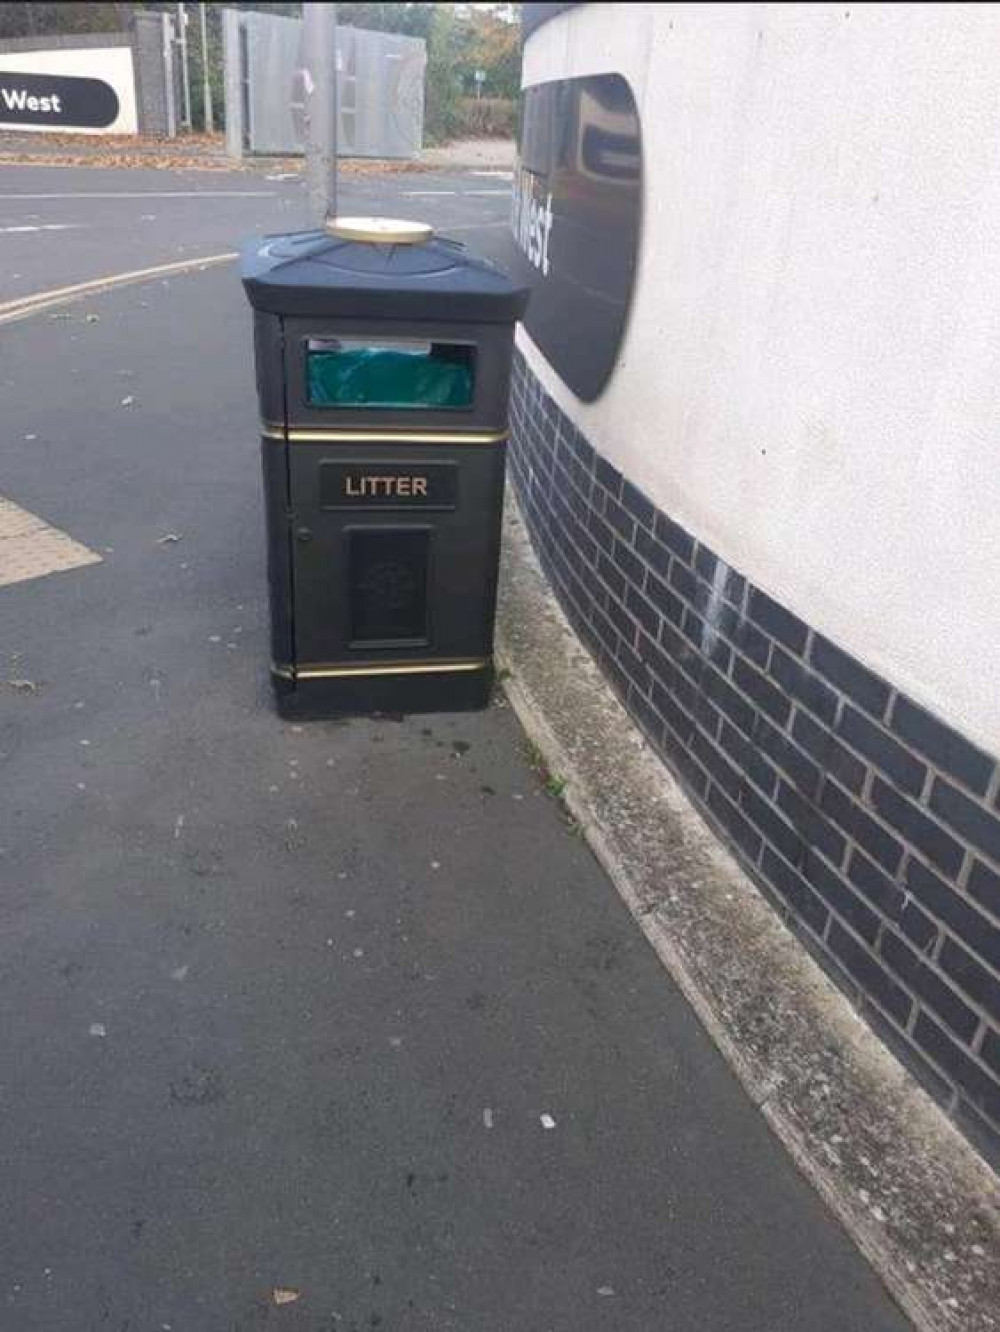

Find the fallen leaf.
xmin=272 ymin=1287 xmax=300 ymax=1306
xmin=5 ymin=678 xmax=38 ymax=693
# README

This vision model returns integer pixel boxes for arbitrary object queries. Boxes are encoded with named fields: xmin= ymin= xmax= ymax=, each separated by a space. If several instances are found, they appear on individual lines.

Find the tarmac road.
xmin=0 ymin=164 xmax=513 ymax=303
xmin=0 ymin=165 xmax=911 ymax=1331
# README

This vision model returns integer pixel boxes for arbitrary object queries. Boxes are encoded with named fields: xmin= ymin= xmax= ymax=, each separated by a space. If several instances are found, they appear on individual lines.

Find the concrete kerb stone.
xmin=496 ymin=494 xmax=1000 ymax=1332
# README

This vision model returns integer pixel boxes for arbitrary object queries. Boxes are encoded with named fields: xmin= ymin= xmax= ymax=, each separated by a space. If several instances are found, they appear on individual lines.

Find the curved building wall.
xmin=511 ymin=2 xmax=1000 ymax=1158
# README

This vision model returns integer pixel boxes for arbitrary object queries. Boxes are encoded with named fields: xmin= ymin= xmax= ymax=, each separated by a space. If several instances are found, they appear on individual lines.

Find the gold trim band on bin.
xmin=273 ymin=659 xmax=488 ymax=682
xmin=299 ymin=659 xmax=488 ymax=680
xmin=261 ymin=421 xmax=507 ymax=446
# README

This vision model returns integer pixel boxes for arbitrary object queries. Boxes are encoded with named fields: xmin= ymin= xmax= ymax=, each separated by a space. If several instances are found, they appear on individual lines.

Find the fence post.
xmin=199 ymin=2 xmax=214 ymax=134
xmin=161 ymin=11 xmax=177 ymax=138
xmin=222 ymin=8 xmax=243 ymax=158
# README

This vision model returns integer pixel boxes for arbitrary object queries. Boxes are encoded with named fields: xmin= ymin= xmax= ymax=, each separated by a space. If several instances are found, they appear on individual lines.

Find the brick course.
xmin=509 ymin=349 xmax=1000 ymax=1162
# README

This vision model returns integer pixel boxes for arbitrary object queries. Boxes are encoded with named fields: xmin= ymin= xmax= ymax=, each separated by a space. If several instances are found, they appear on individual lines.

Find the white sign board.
xmin=0 ymin=47 xmax=137 ymax=135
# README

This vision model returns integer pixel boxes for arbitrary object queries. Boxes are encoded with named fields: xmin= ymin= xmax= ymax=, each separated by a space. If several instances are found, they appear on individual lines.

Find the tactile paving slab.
xmin=0 ymin=495 xmax=101 ymax=588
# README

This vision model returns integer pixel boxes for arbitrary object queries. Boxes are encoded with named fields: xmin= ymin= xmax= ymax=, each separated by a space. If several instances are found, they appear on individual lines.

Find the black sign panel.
xmin=349 ymin=529 xmax=430 ymax=645
xmin=495 ymin=73 xmax=642 ymax=402
xmin=320 ymin=461 xmax=458 ymax=511
xmin=0 ymin=70 xmax=120 ymax=129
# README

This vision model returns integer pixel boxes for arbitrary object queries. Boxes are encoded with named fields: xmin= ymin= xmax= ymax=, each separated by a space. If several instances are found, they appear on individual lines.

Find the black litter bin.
xmin=241 ymin=217 xmax=529 ymax=717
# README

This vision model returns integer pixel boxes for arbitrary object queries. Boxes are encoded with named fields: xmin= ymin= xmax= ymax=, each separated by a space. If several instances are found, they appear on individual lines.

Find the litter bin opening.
xmin=306 ymin=338 xmax=475 ymax=410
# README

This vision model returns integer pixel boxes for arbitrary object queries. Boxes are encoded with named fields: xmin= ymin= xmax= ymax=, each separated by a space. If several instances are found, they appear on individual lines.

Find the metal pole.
xmin=301 ymin=2 xmax=338 ymax=226
xmin=177 ymin=2 xmax=192 ymax=131
xmin=163 ymin=12 xmax=177 ymax=138
xmin=222 ymin=8 xmax=242 ymax=158
xmin=198 ymin=1 xmax=214 ymax=134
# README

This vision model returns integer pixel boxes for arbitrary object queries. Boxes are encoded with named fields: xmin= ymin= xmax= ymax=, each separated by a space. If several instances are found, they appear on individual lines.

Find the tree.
xmin=0 ymin=3 xmax=132 ymax=39
xmin=464 ymin=6 xmax=520 ymax=100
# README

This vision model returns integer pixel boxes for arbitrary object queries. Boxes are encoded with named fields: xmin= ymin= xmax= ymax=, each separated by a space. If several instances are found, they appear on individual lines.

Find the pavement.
xmin=0 ymin=130 xmax=515 ymax=174
xmin=0 ymin=165 xmax=913 ymax=1330
xmin=419 ymin=140 xmax=515 ymax=170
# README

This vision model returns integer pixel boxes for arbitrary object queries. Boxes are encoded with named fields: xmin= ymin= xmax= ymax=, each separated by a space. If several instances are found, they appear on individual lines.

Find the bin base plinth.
xmin=272 ymin=663 xmax=494 ymax=719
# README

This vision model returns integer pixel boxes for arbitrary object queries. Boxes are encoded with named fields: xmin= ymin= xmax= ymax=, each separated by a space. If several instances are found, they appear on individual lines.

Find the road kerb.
xmin=496 ymin=494 xmax=1000 ymax=1332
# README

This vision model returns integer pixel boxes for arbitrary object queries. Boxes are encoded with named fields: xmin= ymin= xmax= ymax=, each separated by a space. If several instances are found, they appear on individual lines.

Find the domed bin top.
xmin=241 ymin=219 xmax=529 ymax=325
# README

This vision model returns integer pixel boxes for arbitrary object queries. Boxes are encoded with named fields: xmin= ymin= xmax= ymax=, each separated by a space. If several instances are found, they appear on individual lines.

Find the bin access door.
xmin=287 ymin=441 xmax=504 ymax=672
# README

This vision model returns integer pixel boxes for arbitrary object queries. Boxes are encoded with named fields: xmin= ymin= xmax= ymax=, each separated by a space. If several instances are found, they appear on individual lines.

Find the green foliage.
xmin=423 ymin=5 xmax=466 ymax=144
xmin=0 ymin=3 xmax=132 ymax=39
xmin=454 ymin=95 xmax=515 ymax=139
xmin=463 ymin=7 xmax=520 ymax=100
xmin=336 ymin=3 xmax=435 ymax=39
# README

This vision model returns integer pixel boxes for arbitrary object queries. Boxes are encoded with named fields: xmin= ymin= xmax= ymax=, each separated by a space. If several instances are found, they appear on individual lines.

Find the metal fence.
xmin=222 ymin=8 xmax=425 ymax=160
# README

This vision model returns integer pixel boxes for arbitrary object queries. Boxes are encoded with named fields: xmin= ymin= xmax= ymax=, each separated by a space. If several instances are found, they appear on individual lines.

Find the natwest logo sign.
xmin=0 ymin=70 xmax=119 ymax=129
xmin=502 ymin=74 xmax=642 ymax=402
xmin=511 ymin=169 xmax=554 ymax=277
xmin=2 ymin=86 xmax=63 ymax=116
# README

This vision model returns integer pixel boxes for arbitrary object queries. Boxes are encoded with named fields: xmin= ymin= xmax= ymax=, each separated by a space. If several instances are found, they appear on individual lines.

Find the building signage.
xmin=501 ymin=73 xmax=642 ymax=402
xmin=0 ymin=48 xmax=137 ymax=135
xmin=0 ymin=70 xmax=119 ymax=128
xmin=511 ymin=170 xmax=554 ymax=276
xmin=320 ymin=461 xmax=458 ymax=511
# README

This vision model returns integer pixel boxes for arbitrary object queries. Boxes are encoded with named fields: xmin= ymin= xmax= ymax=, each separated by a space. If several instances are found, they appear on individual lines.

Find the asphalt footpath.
xmin=0 ymin=263 xmax=913 ymax=1331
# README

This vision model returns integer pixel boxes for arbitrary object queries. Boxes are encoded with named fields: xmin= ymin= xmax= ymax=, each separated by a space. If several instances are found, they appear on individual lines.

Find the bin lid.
xmin=240 ymin=218 xmax=529 ymax=324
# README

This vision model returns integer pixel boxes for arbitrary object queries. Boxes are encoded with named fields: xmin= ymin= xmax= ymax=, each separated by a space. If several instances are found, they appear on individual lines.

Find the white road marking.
xmin=471 ymin=170 xmax=514 ymax=179
xmin=0 ymin=190 xmax=275 ymax=200
xmin=0 ymin=223 xmax=83 ymax=233
xmin=401 ymin=188 xmax=509 ymax=198
xmin=0 ymin=251 xmax=238 ymax=324
xmin=439 ymin=222 xmax=510 ymax=233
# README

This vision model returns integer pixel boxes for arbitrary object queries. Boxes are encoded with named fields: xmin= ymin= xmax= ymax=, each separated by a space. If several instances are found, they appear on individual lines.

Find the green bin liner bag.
xmin=307 ymin=347 xmax=473 ymax=409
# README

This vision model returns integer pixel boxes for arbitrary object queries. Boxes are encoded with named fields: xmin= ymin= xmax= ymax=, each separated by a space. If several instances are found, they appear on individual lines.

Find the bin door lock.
xmin=295 ymin=526 xmax=314 ymax=543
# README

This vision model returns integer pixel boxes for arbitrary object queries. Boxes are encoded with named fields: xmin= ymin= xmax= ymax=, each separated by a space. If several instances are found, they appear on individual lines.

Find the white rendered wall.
xmin=520 ymin=2 xmax=1000 ymax=753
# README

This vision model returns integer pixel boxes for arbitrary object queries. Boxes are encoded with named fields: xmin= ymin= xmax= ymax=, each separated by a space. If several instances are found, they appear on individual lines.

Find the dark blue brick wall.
xmin=509 ymin=349 xmax=1000 ymax=1163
